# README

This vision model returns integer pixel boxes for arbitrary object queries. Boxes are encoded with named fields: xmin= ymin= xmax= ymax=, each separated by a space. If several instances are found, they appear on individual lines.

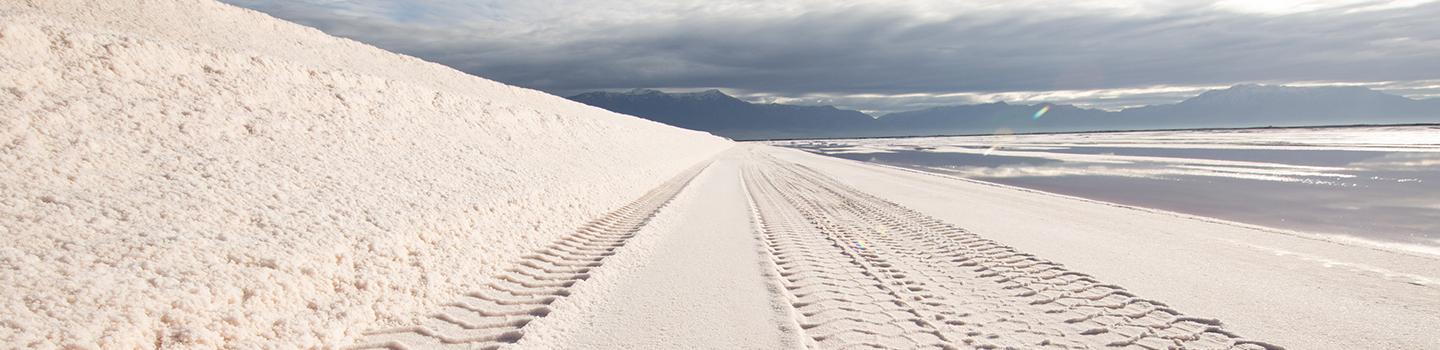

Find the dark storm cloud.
xmin=222 ymin=0 xmax=1440 ymax=112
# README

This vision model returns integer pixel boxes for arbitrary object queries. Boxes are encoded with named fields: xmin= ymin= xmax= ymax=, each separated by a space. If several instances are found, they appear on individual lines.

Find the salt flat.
xmin=357 ymin=143 xmax=1437 ymax=350
xmin=357 ymin=146 xmax=1294 ymax=349
xmin=4 ymin=1 xmax=1437 ymax=349
xmin=764 ymin=145 xmax=1440 ymax=350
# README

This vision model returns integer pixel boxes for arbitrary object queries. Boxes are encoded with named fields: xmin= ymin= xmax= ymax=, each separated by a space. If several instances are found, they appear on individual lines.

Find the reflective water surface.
xmin=782 ymin=127 xmax=1440 ymax=250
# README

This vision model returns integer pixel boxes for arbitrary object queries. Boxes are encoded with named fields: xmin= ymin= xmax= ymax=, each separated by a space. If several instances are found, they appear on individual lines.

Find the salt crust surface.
xmin=0 ymin=0 xmax=730 ymax=348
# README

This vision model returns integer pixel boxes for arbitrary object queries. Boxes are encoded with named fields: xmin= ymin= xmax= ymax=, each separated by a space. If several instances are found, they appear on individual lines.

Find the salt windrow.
xmin=0 ymin=0 xmax=728 ymax=347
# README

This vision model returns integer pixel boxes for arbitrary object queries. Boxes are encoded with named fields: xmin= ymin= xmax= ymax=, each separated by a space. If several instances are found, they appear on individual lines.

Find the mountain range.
xmin=568 ymin=85 xmax=1440 ymax=140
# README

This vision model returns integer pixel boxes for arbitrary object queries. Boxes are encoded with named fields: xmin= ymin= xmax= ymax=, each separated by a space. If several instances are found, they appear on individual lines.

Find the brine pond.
xmin=783 ymin=129 xmax=1440 ymax=251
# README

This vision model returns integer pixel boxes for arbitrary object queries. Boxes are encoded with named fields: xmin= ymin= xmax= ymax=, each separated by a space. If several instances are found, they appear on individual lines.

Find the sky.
xmin=222 ymin=0 xmax=1440 ymax=114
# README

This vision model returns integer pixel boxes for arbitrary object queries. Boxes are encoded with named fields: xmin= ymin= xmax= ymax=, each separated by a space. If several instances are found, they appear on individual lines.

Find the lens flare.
xmin=1033 ymin=105 xmax=1051 ymax=120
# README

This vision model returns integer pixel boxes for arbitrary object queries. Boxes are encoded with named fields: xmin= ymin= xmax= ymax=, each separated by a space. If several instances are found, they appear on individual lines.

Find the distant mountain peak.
xmin=671 ymin=89 xmax=732 ymax=100
xmin=568 ymin=89 xmax=664 ymax=98
xmin=1208 ymin=83 xmax=1379 ymax=95
xmin=1181 ymin=84 xmax=1403 ymax=107
xmin=566 ymin=87 xmax=876 ymax=139
xmin=569 ymin=84 xmax=1436 ymax=139
xmin=1228 ymin=83 xmax=1270 ymax=90
xmin=577 ymin=88 xmax=736 ymax=101
xmin=1195 ymin=84 xmax=1291 ymax=98
xmin=623 ymin=88 xmax=663 ymax=95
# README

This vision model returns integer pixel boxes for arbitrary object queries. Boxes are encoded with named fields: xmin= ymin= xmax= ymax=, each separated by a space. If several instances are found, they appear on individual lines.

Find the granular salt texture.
xmin=0 ymin=0 xmax=731 ymax=347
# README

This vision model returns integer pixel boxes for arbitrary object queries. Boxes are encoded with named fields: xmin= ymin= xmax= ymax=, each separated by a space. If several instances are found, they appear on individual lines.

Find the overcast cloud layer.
xmin=222 ymin=0 xmax=1440 ymax=113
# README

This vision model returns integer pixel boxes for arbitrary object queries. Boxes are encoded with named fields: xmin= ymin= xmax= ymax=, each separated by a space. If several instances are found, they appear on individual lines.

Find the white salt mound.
xmin=0 ymin=0 xmax=731 ymax=348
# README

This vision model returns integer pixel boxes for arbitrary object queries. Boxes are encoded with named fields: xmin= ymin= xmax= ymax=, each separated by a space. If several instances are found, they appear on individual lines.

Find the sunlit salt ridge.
xmin=0 ymin=1 xmax=730 ymax=347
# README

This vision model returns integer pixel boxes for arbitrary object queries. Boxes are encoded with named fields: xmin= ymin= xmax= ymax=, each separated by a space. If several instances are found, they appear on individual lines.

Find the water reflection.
xmin=792 ymin=143 xmax=1440 ymax=249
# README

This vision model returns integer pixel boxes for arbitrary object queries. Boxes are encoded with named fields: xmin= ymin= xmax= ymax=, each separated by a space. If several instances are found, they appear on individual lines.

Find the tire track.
xmin=742 ymin=151 xmax=1283 ymax=350
xmin=349 ymin=160 xmax=712 ymax=350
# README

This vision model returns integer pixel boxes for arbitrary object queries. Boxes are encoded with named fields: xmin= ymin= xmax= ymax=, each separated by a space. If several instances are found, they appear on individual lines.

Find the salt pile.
xmin=0 ymin=0 xmax=730 ymax=347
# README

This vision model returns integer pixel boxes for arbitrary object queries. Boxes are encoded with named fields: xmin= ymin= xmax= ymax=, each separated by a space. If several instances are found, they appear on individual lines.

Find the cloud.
xmin=726 ymin=84 xmax=1230 ymax=114
xmin=222 ymin=0 xmax=1440 ymax=112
